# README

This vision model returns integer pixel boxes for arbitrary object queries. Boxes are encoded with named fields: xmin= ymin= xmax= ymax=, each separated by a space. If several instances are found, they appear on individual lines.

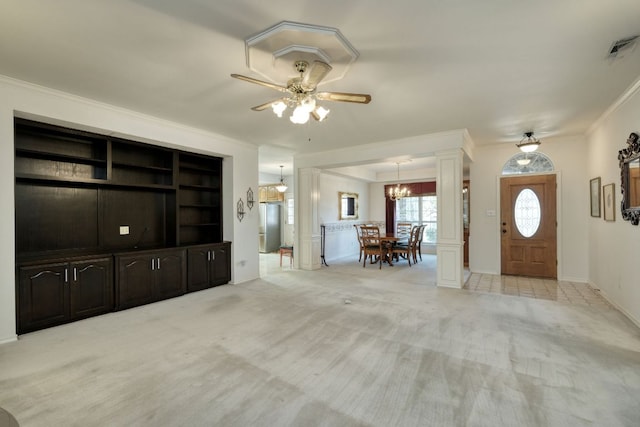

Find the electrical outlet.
xmin=119 ymin=226 xmax=130 ymax=235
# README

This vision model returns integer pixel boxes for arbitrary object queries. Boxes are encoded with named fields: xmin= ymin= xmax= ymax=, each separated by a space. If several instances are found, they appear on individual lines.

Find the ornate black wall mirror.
xmin=618 ymin=132 xmax=640 ymax=225
xmin=339 ymin=192 xmax=359 ymax=220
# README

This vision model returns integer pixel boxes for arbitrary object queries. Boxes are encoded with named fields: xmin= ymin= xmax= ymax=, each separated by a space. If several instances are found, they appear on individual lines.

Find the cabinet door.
xmin=211 ymin=243 xmax=231 ymax=286
xmin=18 ymin=262 xmax=69 ymax=333
xmin=70 ymin=258 xmax=113 ymax=320
xmin=267 ymin=186 xmax=279 ymax=201
xmin=116 ymin=255 xmax=154 ymax=310
xmin=187 ymin=247 xmax=211 ymax=292
xmin=258 ymin=187 xmax=268 ymax=202
xmin=154 ymin=250 xmax=186 ymax=300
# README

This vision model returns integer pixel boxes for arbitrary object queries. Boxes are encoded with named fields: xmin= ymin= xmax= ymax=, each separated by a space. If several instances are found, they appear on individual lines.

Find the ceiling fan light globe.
xmin=271 ymin=101 xmax=287 ymax=118
xmin=315 ymin=106 xmax=330 ymax=121
xmin=300 ymin=97 xmax=316 ymax=113
xmin=290 ymin=105 xmax=310 ymax=124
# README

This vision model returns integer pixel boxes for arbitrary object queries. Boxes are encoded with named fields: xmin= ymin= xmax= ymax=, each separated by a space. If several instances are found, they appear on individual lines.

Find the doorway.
xmin=500 ymin=174 xmax=557 ymax=279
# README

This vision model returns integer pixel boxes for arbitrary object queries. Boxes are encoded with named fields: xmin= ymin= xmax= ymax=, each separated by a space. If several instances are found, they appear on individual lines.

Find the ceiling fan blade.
xmin=302 ymin=61 xmax=332 ymax=89
xmin=316 ymin=91 xmax=372 ymax=104
xmin=250 ymin=98 xmax=287 ymax=111
xmin=230 ymin=74 xmax=288 ymax=93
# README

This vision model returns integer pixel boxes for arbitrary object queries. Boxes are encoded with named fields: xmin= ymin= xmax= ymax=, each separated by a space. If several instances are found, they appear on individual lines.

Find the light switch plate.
xmin=119 ymin=225 xmax=130 ymax=235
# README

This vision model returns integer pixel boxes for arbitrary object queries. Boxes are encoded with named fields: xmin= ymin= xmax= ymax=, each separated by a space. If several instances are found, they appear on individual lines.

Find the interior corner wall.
xmin=587 ymin=85 xmax=640 ymax=326
xmin=469 ymin=136 xmax=589 ymax=282
xmin=319 ymin=173 xmax=370 ymax=262
xmin=0 ymin=77 xmax=260 ymax=343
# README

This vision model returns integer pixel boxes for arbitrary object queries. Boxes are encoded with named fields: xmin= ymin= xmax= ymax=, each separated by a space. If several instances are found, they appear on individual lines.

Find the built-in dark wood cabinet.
xmin=187 ymin=242 xmax=231 ymax=292
xmin=115 ymin=248 xmax=186 ymax=310
xmin=14 ymin=118 xmax=231 ymax=334
xmin=178 ymin=152 xmax=223 ymax=245
xmin=17 ymin=256 xmax=113 ymax=334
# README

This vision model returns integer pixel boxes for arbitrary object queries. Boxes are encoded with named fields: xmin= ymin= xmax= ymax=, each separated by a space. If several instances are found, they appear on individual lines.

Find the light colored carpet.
xmin=1 ymin=255 xmax=639 ymax=426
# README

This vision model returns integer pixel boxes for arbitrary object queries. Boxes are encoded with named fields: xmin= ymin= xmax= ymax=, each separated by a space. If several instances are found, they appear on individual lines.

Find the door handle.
xmin=157 ymin=258 xmax=160 ymax=269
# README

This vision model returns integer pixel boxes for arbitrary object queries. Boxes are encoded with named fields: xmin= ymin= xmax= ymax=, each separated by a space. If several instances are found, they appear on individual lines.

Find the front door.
xmin=500 ymin=174 xmax=557 ymax=278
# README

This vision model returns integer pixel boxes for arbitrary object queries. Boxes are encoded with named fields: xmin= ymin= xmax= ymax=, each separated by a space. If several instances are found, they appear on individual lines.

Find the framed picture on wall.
xmin=590 ymin=177 xmax=601 ymax=217
xmin=603 ymin=183 xmax=615 ymax=221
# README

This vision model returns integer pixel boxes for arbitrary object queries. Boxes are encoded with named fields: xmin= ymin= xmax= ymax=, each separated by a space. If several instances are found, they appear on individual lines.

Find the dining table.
xmin=379 ymin=233 xmax=408 ymax=266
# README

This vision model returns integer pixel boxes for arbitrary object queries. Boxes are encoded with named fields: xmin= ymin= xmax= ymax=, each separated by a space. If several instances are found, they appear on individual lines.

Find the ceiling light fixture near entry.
xmin=517 ymin=131 xmax=541 ymax=153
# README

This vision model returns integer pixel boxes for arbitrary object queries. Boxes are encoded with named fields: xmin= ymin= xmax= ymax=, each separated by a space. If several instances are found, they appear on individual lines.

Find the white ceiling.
xmin=2 ymin=0 xmax=640 ymax=177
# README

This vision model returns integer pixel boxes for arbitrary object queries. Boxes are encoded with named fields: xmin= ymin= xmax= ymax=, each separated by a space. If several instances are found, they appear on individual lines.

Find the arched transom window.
xmin=502 ymin=152 xmax=554 ymax=175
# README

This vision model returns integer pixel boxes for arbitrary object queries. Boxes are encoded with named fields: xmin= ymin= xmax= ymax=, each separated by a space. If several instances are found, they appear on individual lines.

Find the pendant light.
xmin=276 ymin=165 xmax=288 ymax=193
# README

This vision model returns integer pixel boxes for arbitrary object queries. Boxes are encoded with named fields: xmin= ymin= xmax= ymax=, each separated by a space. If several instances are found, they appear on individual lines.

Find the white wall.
xmin=319 ymin=173 xmax=370 ymax=262
xmin=368 ymin=182 xmax=388 ymax=224
xmin=587 ymin=81 xmax=640 ymax=326
xmin=0 ymin=76 xmax=260 ymax=344
xmin=469 ymin=136 xmax=589 ymax=282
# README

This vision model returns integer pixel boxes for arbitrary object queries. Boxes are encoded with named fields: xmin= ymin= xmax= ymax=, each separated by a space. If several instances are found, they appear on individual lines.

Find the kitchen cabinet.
xmin=187 ymin=242 xmax=231 ymax=292
xmin=258 ymin=185 xmax=284 ymax=202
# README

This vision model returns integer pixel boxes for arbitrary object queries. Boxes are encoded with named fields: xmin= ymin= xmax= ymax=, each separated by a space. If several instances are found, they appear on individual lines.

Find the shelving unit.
xmin=14 ymin=118 xmax=230 ymax=334
xmin=110 ymin=138 xmax=174 ymax=188
xmin=178 ymin=152 xmax=223 ymax=245
xmin=15 ymin=124 xmax=108 ymax=182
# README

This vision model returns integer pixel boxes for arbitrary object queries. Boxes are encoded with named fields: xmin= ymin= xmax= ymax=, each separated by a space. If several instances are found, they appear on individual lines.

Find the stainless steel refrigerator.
xmin=259 ymin=203 xmax=281 ymax=253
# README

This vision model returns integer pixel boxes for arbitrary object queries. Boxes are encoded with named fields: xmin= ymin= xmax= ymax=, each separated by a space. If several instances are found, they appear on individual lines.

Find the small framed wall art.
xmin=603 ymin=183 xmax=615 ymax=221
xmin=590 ymin=177 xmax=601 ymax=217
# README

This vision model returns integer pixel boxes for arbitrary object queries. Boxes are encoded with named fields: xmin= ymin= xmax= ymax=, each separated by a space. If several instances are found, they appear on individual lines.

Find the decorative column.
xmin=436 ymin=149 xmax=464 ymax=288
xmin=297 ymin=167 xmax=322 ymax=270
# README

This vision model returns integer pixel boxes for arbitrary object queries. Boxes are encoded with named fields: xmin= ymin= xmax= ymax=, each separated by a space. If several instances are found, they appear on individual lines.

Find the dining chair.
xmin=396 ymin=222 xmax=412 ymax=242
xmin=360 ymin=225 xmax=384 ymax=269
xmin=415 ymin=224 xmax=426 ymax=262
xmin=353 ymin=224 xmax=365 ymax=262
xmin=392 ymin=225 xmax=421 ymax=266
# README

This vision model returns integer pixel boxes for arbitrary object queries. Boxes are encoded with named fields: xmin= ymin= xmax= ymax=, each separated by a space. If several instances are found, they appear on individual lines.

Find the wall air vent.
xmin=608 ymin=35 xmax=639 ymax=58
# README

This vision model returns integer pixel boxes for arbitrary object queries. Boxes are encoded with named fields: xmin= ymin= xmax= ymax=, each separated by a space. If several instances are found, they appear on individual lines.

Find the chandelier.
xmin=388 ymin=162 xmax=410 ymax=201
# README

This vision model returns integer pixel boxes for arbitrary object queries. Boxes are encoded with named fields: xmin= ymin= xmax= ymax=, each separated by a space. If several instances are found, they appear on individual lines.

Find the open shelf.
xmin=177 ymin=152 xmax=222 ymax=245
xmin=16 ymin=148 xmax=107 ymax=166
xmin=112 ymin=161 xmax=173 ymax=173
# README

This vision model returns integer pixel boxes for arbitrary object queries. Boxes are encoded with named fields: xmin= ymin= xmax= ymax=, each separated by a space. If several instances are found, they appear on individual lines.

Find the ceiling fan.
xmin=231 ymin=60 xmax=371 ymax=124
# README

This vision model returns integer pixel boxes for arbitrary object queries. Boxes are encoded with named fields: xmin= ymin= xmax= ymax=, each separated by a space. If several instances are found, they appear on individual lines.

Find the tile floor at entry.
xmin=465 ymin=273 xmax=612 ymax=308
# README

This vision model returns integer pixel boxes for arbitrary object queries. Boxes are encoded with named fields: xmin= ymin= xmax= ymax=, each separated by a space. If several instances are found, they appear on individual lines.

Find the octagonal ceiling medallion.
xmin=245 ymin=21 xmax=360 ymax=85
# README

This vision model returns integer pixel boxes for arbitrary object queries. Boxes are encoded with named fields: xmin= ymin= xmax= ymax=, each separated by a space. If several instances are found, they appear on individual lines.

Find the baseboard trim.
xmin=0 ymin=335 xmax=18 ymax=346
xmin=591 ymin=283 xmax=640 ymax=329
